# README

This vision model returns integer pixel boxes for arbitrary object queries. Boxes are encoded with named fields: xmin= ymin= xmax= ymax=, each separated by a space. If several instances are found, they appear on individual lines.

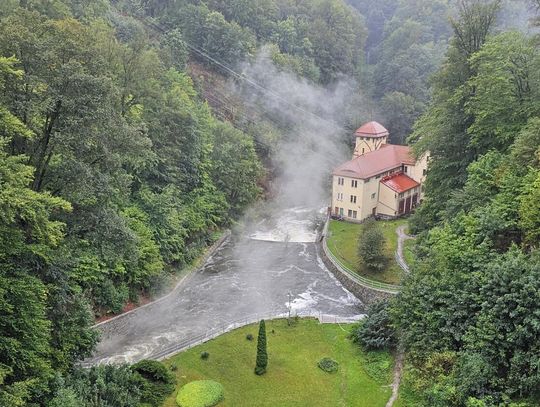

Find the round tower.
xmin=353 ymin=121 xmax=389 ymax=157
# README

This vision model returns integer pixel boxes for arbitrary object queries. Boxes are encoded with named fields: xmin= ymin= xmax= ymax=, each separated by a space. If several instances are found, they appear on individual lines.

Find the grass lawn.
xmin=162 ymin=319 xmax=394 ymax=407
xmin=326 ymin=219 xmax=408 ymax=284
xmin=402 ymin=238 xmax=416 ymax=267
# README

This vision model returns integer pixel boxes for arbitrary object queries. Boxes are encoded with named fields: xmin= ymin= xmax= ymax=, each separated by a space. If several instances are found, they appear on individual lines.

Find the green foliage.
xmin=254 ymin=319 xmax=268 ymax=375
xmin=132 ymin=360 xmax=175 ymax=407
xmin=200 ymin=352 xmax=209 ymax=360
xmin=394 ymin=5 xmax=540 ymax=403
xmin=352 ymin=300 xmax=396 ymax=350
xmin=357 ymin=219 xmax=387 ymax=272
xmin=317 ymin=357 xmax=339 ymax=373
xmin=362 ymin=350 xmax=394 ymax=383
xmin=246 ymin=334 xmax=253 ymax=341
xmin=51 ymin=365 xmax=143 ymax=407
xmin=175 ymin=380 xmax=224 ymax=407
xmin=0 ymin=4 xmax=264 ymax=404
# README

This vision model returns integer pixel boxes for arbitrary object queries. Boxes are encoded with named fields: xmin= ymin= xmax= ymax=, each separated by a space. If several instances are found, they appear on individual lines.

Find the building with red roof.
xmin=331 ymin=122 xmax=428 ymax=221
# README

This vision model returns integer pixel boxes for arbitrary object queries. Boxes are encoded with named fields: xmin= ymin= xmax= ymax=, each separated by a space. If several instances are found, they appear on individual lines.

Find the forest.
xmin=0 ymin=0 xmax=539 ymax=406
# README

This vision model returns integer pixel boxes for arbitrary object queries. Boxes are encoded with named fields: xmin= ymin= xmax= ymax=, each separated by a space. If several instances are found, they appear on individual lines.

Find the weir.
xmin=85 ymin=207 xmax=364 ymax=365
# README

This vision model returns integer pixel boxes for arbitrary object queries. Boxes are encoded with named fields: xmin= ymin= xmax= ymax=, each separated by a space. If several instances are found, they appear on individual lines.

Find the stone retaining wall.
xmin=317 ymin=240 xmax=395 ymax=306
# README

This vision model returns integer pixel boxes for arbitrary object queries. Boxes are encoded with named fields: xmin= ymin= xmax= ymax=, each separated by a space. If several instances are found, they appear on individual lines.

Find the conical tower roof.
xmin=354 ymin=121 xmax=389 ymax=138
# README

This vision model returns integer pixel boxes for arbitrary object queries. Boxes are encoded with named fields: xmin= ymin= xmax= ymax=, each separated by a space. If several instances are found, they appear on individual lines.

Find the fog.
xmin=231 ymin=48 xmax=369 ymax=211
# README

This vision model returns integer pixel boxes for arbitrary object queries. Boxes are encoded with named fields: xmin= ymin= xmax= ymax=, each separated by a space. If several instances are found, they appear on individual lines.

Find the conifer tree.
xmin=254 ymin=320 xmax=268 ymax=375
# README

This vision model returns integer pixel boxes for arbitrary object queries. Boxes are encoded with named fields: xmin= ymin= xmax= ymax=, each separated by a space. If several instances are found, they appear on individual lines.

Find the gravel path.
xmin=395 ymin=225 xmax=414 ymax=273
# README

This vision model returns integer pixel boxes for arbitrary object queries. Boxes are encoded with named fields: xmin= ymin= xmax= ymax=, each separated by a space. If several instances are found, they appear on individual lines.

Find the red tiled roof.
xmin=354 ymin=121 xmax=389 ymax=138
xmin=333 ymin=144 xmax=415 ymax=179
xmin=380 ymin=172 xmax=419 ymax=193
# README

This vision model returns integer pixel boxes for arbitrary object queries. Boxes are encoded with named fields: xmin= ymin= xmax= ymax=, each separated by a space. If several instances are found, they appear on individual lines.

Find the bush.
xmin=318 ymin=358 xmax=339 ymax=373
xmin=246 ymin=333 xmax=253 ymax=341
xmin=131 ymin=360 xmax=175 ymax=407
xmin=352 ymin=300 xmax=396 ymax=350
xmin=357 ymin=219 xmax=387 ymax=272
xmin=176 ymin=380 xmax=224 ymax=407
xmin=200 ymin=352 xmax=209 ymax=360
xmin=94 ymin=280 xmax=129 ymax=314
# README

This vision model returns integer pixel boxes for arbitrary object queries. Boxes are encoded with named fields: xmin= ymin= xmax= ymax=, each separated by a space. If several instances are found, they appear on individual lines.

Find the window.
xmin=352 ymin=211 xmax=358 ymax=219
xmin=351 ymin=180 xmax=358 ymax=188
xmin=365 ymin=178 xmax=370 ymax=183
xmin=337 ymin=177 xmax=344 ymax=185
xmin=350 ymin=195 xmax=357 ymax=204
xmin=337 ymin=192 xmax=343 ymax=201
xmin=348 ymin=209 xmax=353 ymax=218
xmin=362 ymin=148 xmax=365 ymax=154
xmin=339 ymin=208 xmax=344 ymax=216
xmin=403 ymin=166 xmax=408 ymax=173
xmin=334 ymin=207 xmax=338 ymax=215
xmin=371 ymin=193 xmax=376 ymax=199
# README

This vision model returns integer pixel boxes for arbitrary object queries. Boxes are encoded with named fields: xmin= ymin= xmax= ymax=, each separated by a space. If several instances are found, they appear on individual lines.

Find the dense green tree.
xmin=131 ymin=359 xmax=175 ymax=406
xmin=357 ymin=219 xmax=387 ymax=272
xmin=211 ymin=121 xmax=263 ymax=218
xmin=410 ymin=0 xmax=502 ymax=231
xmin=254 ymin=319 xmax=268 ymax=375
xmin=352 ymin=299 xmax=396 ymax=350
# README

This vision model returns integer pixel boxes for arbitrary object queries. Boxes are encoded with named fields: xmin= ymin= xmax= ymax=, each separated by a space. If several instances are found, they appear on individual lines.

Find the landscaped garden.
xmin=163 ymin=318 xmax=394 ymax=407
xmin=326 ymin=218 xmax=408 ymax=284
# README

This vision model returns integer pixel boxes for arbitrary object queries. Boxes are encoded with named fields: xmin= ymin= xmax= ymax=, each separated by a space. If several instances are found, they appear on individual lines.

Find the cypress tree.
xmin=254 ymin=320 xmax=268 ymax=375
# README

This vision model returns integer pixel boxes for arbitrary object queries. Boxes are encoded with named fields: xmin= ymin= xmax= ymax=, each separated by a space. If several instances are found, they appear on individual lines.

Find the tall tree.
xmin=254 ymin=320 xmax=268 ymax=375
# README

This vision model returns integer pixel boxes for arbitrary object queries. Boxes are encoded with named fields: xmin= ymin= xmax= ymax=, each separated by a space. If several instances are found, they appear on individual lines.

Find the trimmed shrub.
xmin=254 ymin=320 xmax=268 ymax=375
xmin=132 ymin=359 xmax=175 ymax=407
xmin=200 ymin=351 xmax=209 ymax=360
xmin=318 ymin=357 xmax=339 ymax=373
xmin=176 ymin=380 xmax=224 ymax=407
xmin=246 ymin=333 xmax=253 ymax=341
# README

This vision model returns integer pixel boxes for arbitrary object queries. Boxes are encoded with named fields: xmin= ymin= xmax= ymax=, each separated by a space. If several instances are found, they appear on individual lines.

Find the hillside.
xmin=0 ymin=1 xmax=539 ymax=406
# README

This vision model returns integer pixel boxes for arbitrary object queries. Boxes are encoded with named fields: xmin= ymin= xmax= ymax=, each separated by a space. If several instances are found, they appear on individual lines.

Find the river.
xmin=85 ymin=207 xmax=364 ymax=365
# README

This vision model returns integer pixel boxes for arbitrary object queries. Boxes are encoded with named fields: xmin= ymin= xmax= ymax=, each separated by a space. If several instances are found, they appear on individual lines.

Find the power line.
xmin=137 ymin=15 xmax=345 ymax=131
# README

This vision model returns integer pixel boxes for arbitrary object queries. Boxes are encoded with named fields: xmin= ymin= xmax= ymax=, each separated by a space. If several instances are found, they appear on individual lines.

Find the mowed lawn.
xmin=162 ymin=319 xmax=394 ymax=407
xmin=326 ymin=219 xmax=407 ymax=284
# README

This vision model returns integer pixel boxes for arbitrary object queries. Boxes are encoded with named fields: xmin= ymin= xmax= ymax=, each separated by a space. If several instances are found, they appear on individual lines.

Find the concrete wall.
xmin=408 ymin=153 xmax=429 ymax=198
xmin=353 ymin=136 xmax=387 ymax=157
xmin=377 ymin=183 xmax=398 ymax=217
xmin=359 ymin=176 xmax=380 ymax=220
xmin=331 ymin=175 xmax=364 ymax=221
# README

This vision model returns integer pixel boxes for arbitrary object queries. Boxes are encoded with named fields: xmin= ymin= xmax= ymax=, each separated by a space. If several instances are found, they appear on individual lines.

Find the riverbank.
xmin=326 ymin=219 xmax=407 ymax=284
xmin=93 ymin=230 xmax=231 ymax=326
xmin=162 ymin=318 xmax=394 ymax=407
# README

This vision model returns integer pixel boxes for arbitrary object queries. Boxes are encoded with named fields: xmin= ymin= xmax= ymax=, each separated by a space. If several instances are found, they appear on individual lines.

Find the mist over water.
xmin=235 ymin=48 xmax=356 ymax=211
xmin=86 ymin=55 xmax=365 ymax=365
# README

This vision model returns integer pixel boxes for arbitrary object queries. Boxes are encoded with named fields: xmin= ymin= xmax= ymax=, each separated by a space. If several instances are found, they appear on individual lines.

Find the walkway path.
xmin=386 ymin=347 xmax=404 ymax=407
xmin=395 ymin=225 xmax=414 ymax=273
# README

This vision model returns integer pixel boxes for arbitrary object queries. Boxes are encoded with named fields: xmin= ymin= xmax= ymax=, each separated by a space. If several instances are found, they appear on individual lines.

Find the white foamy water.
xmin=249 ymin=207 xmax=321 ymax=243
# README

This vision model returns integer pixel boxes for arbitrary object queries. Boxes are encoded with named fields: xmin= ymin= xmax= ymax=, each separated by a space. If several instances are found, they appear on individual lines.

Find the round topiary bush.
xmin=318 ymin=357 xmax=339 ymax=373
xmin=200 ymin=351 xmax=209 ymax=360
xmin=176 ymin=380 xmax=224 ymax=407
